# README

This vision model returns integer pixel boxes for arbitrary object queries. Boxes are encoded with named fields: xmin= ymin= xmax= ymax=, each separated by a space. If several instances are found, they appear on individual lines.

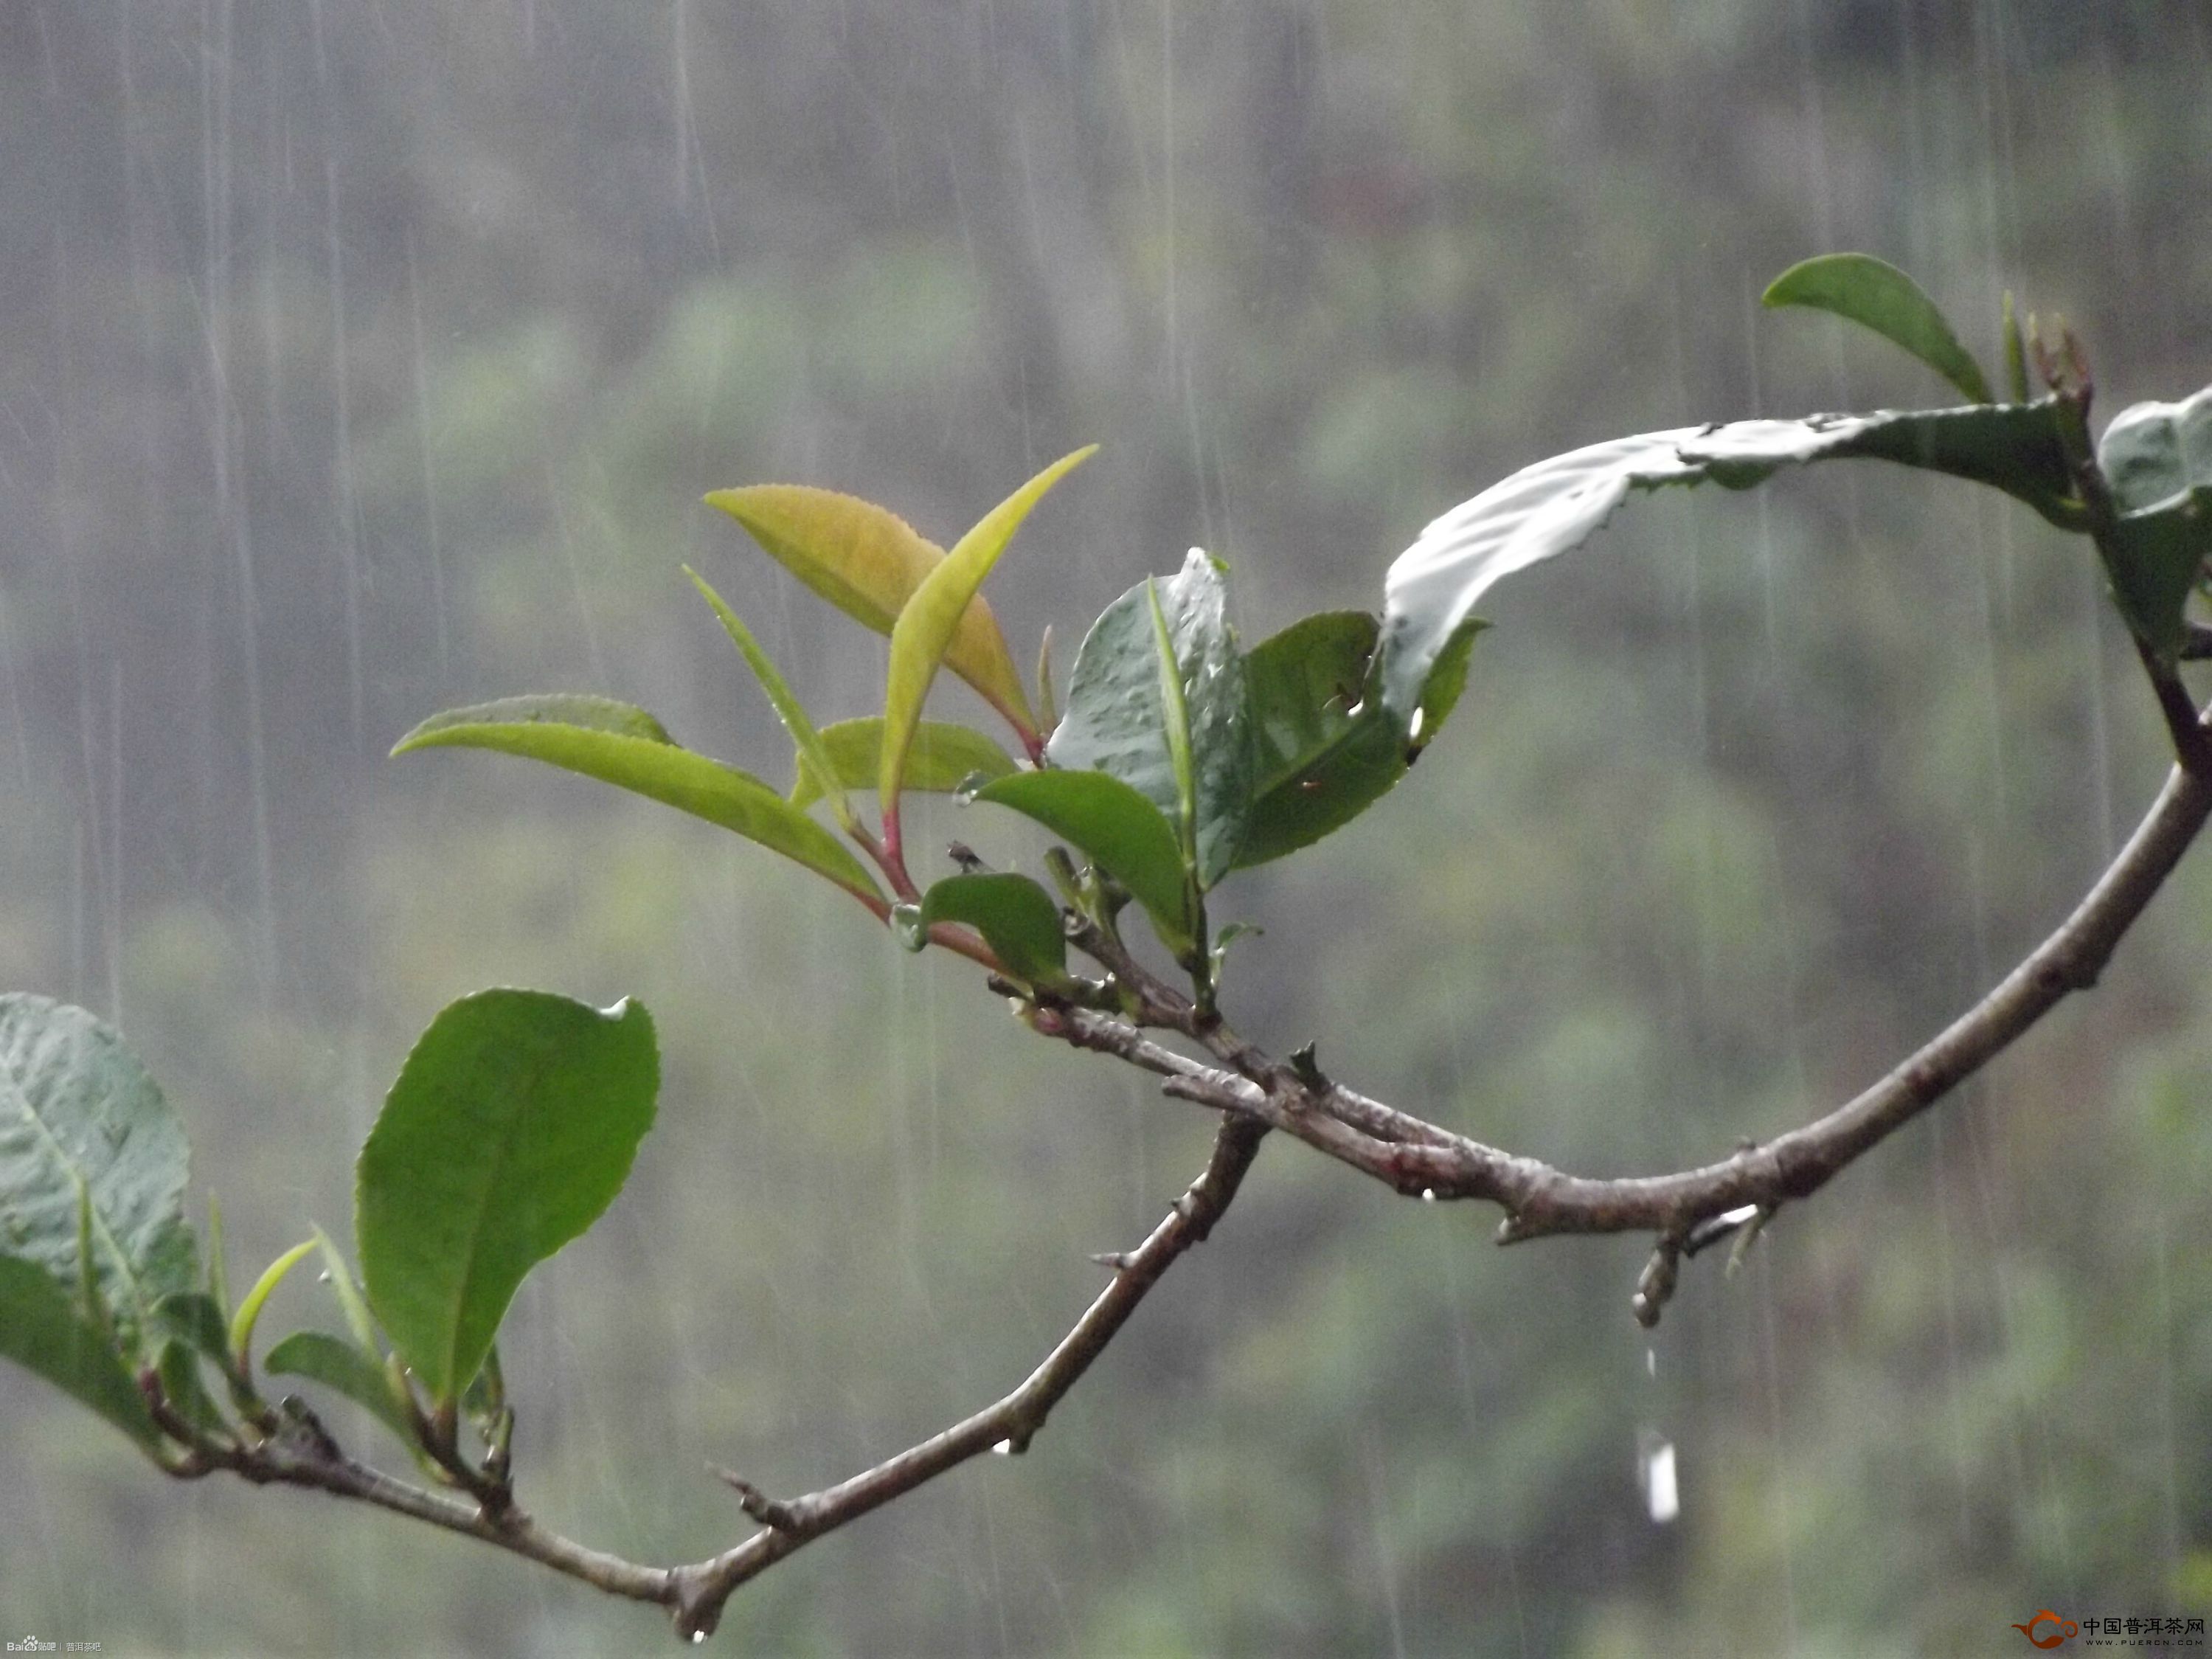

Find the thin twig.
xmin=665 ymin=1116 xmax=1267 ymax=1638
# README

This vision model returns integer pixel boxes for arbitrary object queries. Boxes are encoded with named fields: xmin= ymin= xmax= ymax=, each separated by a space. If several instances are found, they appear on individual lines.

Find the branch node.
xmin=710 ymin=1465 xmax=805 ymax=1532
xmin=1089 ymin=1250 xmax=1133 ymax=1272
xmin=1631 ymin=1236 xmax=1685 ymax=1329
xmin=1682 ymin=1204 xmax=1764 ymax=1260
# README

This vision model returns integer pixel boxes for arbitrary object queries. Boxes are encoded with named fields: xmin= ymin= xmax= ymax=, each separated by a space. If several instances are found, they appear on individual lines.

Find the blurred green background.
xmin=3 ymin=3 xmax=2210 ymax=1653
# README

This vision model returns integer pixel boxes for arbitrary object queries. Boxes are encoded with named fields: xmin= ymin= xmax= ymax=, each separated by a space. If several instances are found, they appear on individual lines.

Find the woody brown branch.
xmin=1047 ymin=710 xmax=2212 ymax=1267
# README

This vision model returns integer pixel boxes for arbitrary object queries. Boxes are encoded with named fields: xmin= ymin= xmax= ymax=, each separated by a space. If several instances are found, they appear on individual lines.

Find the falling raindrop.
xmin=1640 ymin=1433 xmax=1679 ymax=1525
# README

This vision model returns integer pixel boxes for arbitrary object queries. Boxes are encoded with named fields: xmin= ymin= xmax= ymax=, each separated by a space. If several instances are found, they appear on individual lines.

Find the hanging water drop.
xmin=1640 ymin=1433 xmax=1679 ymax=1525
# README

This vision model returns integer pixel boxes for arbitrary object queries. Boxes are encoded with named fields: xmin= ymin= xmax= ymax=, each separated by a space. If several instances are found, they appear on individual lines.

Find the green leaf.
xmin=228 ymin=1237 xmax=317 ymax=1368
xmin=1235 ymin=613 xmax=1398 ymax=868
xmin=356 ymin=991 xmax=659 ymax=1405
xmin=969 ymin=770 xmax=1196 ymax=957
xmin=0 ymin=1254 xmax=162 ymax=1452
xmin=1232 ymin=613 xmax=1487 ymax=870
xmin=893 ymin=873 xmax=1069 ymax=987
xmin=0 ymin=994 xmax=197 ymax=1343
xmin=2003 ymin=291 xmax=2031 ymax=404
xmin=156 ymin=1333 xmax=228 ymax=1437
xmin=1047 ymin=550 xmax=1251 ymax=888
xmin=881 ymin=447 xmax=1095 ymax=814
xmin=792 ymin=718 xmax=1016 ymax=808
xmin=153 ymin=1289 xmax=233 ymax=1365
xmin=266 ymin=1330 xmax=418 ymax=1450
xmin=1763 ymin=252 xmax=1994 ymax=404
xmin=393 ymin=696 xmax=884 ymax=907
xmin=705 ymin=483 xmax=1038 ymax=736
xmin=2095 ymin=387 xmax=2212 ymax=654
xmin=309 ymin=1225 xmax=381 ymax=1354
xmin=685 ymin=566 xmax=855 ymax=831
xmin=1378 ymin=402 xmax=2075 ymax=721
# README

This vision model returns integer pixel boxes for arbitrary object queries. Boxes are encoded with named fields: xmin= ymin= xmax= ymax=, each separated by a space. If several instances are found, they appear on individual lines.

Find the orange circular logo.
xmin=2011 ymin=1610 xmax=2078 ymax=1648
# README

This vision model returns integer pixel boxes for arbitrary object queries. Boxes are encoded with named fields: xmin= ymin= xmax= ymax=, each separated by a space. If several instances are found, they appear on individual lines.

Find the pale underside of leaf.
xmin=1379 ymin=402 xmax=2072 ymax=721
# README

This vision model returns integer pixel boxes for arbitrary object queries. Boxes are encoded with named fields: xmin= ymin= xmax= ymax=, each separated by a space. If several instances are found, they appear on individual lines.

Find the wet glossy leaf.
xmin=686 ymin=566 xmax=853 ymax=830
xmin=393 ymin=696 xmax=884 ymax=906
xmin=895 ymin=873 xmax=1069 ymax=987
xmin=1048 ymin=550 xmax=1249 ymax=887
xmin=969 ymin=770 xmax=1196 ymax=956
xmin=1764 ymin=253 xmax=1993 ymax=404
xmin=266 ymin=1330 xmax=418 ymax=1449
xmin=791 ymin=718 xmax=1016 ymax=808
xmin=881 ymin=447 xmax=1093 ymax=813
xmin=1379 ymin=402 xmax=2073 ymax=721
xmin=356 ymin=991 xmax=659 ymax=1405
xmin=1231 ymin=613 xmax=1485 ymax=869
xmin=2096 ymin=387 xmax=2212 ymax=653
xmin=705 ymin=483 xmax=1036 ymax=735
xmin=0 ymin=1255 xmax=161 ymax=1451
xmin=0 ymin=994 xmax=196 ymax=1342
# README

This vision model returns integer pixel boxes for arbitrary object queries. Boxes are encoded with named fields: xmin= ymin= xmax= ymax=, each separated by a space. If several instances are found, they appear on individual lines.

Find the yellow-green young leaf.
xmin=228 ymin=1237 xmax=316 ymax=1368
xmin=792 ymin=718 xmax=1016 ymax=808
xmin=881 ymin=446 xmax=1095 ymax=817
xmin=705 ymin=484 xmax=1037 ymax=736
xmin=392 ymin=697 xmax=884 ymax=907
xmin=684 ymin=566 xmax=853 ymax=832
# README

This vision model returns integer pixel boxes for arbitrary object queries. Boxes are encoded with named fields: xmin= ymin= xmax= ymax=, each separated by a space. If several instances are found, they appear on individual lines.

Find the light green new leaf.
xmin=1378 ymin=401 xmax=2074 ymax=721
xmin=0 ymin=994 xmax=197 ymax=1343
xmin=393 ymin=696 xmax=883 ymax=906
xmin=893 ymin=873 xmax=1070 ymax=988
xmin=228 ymin=1237 xmax=317 ymax=1368
xmin=1047 ymin=550 xmax=1250 ymax=888
xmin=684 ymin=565 xmax=853 ymax=831
xmin=792 ymin=718 xmax=1016 ymax=808
xmin=881 ymin=446 xmax=1095 ymax=815
xmin=1764 ymin=252 xmax=1993 ymax=404
xmin=969 ymin=770 xmax=1195 ymax=956
xmin=310 ymin=1225 xmax=381 ymax=1354
xmin=266 ymin=1330 xmax=419 ymax=1450
xmin=356 ymin=991 xmax=659 ymax=1405
xmin=0 ymin=1255 xmax=162 ymax=1452
xmin=705 ymin=483 xmax=1037 ymax=735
